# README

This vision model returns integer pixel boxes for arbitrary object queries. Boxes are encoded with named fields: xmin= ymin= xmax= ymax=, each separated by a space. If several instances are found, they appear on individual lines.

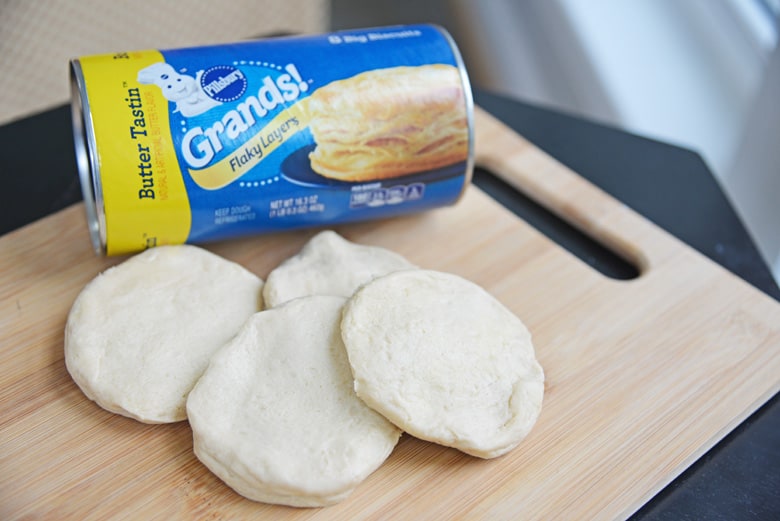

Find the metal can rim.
xmin=70 ymin=59 xmax=107 ymax=255
xmin=430 ymin=24 xmax=475 ymax=202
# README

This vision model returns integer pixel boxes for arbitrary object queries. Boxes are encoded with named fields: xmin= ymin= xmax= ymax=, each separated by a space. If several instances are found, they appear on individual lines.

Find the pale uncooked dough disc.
xmin=341 ymin=269 xmax=544 ymax=459
xmin=262 ymin=230 xmax=414 ymax=307
xmin=186 ymin=295 xmax=401 ymax=507
xmin=64 ymin=245 xmax=263 ymax=424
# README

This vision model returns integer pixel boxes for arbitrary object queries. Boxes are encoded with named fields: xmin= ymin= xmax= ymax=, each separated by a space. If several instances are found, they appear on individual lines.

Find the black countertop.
xmin=1 ymin=90 xmax=778 ymax=519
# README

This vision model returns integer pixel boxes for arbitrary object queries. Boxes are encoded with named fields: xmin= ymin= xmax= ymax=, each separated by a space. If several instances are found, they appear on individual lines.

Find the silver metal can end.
xmin=70 ymin=60 xmax=107 ymax=255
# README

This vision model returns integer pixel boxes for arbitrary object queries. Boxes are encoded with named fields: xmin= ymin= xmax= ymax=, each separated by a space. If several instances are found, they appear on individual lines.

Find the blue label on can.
xmin=120 ymin=24 xmax=472 ymax=247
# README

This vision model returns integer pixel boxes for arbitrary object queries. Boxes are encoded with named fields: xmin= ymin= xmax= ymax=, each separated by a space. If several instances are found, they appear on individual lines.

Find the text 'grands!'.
xmin=181 ymin=63 xmax=309 ymax=169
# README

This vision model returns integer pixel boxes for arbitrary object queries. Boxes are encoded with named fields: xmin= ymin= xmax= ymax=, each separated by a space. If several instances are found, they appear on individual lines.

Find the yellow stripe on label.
xmin=188 ymin=97 xmax=312 ymax=190
xmin=80 ymin=50 xmax=191 ymax=255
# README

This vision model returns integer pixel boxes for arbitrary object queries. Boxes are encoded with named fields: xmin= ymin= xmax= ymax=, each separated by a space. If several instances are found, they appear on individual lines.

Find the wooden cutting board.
xmin=2 ymin=107 xmax=779 ymax=520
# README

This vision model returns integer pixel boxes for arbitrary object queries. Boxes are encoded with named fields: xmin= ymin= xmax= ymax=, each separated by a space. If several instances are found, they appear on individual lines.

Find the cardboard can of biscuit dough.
xmin=70 ymin=24 xmax=474 ymax=255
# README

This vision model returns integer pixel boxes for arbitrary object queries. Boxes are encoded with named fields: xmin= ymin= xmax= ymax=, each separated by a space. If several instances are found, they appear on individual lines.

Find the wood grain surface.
xmin=1 ymin=108 xmax=778 ymax=520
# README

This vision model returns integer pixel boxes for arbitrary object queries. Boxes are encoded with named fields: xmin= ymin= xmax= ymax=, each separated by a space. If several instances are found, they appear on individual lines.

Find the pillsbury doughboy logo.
xmin=137 ymin=62 xmax=221 ymax=117
xmin=200 ymin=65 xmax=247 ymax=103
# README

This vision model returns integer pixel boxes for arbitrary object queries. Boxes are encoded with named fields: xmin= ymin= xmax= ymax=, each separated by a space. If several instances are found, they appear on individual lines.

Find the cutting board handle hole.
xmin=473 ymin=167 xmax=640 ymax=280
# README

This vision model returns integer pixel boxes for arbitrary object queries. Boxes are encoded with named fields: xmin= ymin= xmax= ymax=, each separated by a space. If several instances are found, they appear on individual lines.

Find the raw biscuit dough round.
xmin=262 ymin=230 xmax=414 ymax=307
xmin=341 ymin=269 xmax=544 ymax=459
xmin=64 ymin=245 xmax=263 ymax=423
xmin=186 ymin=295 xmax=401 ymax=507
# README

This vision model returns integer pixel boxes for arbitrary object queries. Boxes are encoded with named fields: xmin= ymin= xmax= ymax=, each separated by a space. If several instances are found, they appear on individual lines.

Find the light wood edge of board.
xmin=473 ymin=105 xmax=681 ymax=274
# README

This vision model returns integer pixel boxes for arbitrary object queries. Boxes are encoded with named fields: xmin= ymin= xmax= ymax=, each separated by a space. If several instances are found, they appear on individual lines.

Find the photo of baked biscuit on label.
xmin=305 ymin=64 xmax=469 ymax=182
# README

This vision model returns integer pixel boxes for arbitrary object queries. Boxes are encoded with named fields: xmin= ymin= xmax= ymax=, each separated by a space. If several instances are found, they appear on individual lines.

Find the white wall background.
xmin=0 ymin=0 xmax=330 ymax=124
xmin=332 ymin=0 xmax=780 ymax=288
